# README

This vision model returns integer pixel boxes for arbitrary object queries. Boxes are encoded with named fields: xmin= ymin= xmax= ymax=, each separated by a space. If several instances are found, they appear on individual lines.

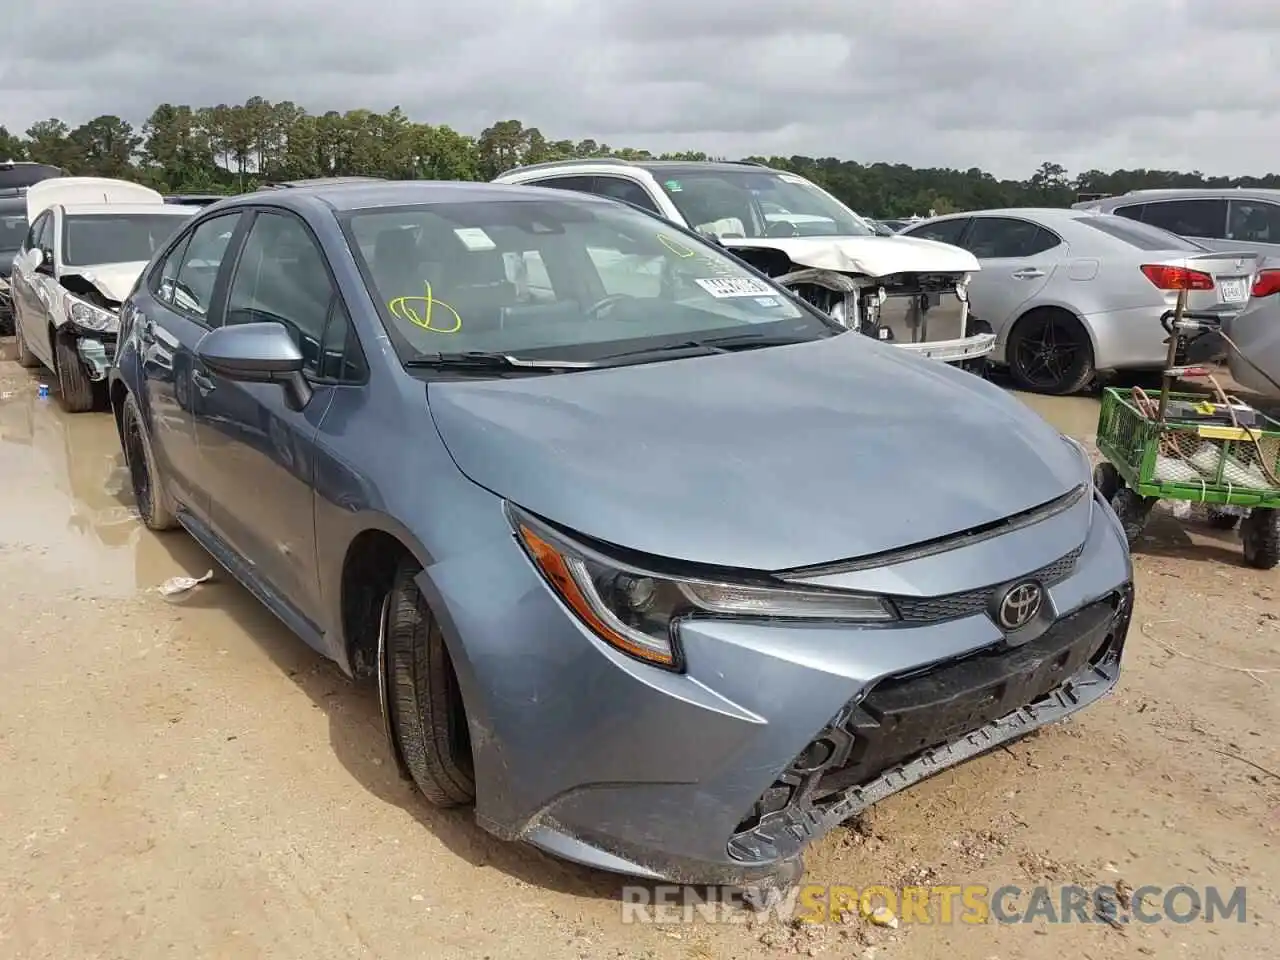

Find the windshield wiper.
xmin=697 ymin=332 xmax=821 ymax=350
xmin=404 ymin=351 xmax=599 ymax=370
xmin=595 ymin=340 xmax=729 ymax=362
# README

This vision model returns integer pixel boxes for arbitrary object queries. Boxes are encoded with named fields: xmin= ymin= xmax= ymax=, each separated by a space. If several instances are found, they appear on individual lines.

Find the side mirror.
xmin=195 ymin=321 xmax=313 ymax=411
xmin=32 ymin=248 xmax=54 ymax=275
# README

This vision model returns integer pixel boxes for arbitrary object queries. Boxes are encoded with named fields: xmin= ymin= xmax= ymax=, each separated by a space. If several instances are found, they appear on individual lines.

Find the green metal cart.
xmin=1093 ymin=385 xmax=1280 ymax=568
xmin=1091 ymin=291 xmax=1280 ymax=569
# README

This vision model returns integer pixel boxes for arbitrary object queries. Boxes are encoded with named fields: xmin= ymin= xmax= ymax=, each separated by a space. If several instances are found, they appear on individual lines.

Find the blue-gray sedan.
xmin=107 ymin=180 xmax=1134 ymax=894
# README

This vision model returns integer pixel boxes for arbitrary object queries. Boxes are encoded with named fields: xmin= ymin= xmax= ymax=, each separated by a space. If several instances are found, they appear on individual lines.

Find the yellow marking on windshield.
xmin=657 ymin=234 xmax=697 ymax=258
xmin=388 ymin=281 xmax=462 ymax=333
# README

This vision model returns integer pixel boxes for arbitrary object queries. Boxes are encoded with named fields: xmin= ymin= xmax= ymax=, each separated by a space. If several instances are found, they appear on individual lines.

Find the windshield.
xmin=62 ymin=213 xmax=192 ymax=267
xmin=343 ymin=197 xmax=840 ymax=364
xmin=1 ymin=211 xmax=26 ymax=254
xmin=655 ymin=170 xmax=875 ymax=240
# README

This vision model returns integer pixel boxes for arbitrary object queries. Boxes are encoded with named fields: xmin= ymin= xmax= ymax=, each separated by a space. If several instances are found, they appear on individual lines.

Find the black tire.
xmin=1241 ymin=508 xmax=1280 ymax=569
xmin=0 ymin=306 xmax=12 ymax=337
xmin=120 ymin=392 xmax=179 ymax=531
xmin=385 ymin=560 xmax=476 ymax=807
xmin=1205 ymin=508 xmax=1240 ymax=531
xmin=54 ymin=335 xmax=104 ymax=413
xmin=1110 ymin=488 xmax=1153 ymax=545
xmin=12 ymin=309 xmax=41 ymax=369
xmin=1093 ymin=462 xmax=1123 ymax=502
xmin=1007 ymin=308 xmax=1096 ymax=396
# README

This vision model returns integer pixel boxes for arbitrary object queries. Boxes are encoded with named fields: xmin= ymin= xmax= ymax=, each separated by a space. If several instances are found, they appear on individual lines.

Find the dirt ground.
xmin=1 ymin=342 xmax=1276 ymax=960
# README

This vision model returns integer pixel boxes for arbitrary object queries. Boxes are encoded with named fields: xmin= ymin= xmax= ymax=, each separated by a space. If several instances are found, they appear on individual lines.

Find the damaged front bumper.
xmin=73 ymin=333 xmax=116 ymax=381
xmin=429 ymin=485 xmax=1132 ymax=890
xmin=776 ymin=267 xmax=995 ymax=366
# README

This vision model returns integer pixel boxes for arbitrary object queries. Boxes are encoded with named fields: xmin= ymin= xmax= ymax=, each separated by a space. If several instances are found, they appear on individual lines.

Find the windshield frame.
xmin=60 ymin=211 xmax=194 ymax=268
xmin=655 ymin=169 xmax=877 ymax=239
xmin=337 ymin=196 xmax=846 ymax=372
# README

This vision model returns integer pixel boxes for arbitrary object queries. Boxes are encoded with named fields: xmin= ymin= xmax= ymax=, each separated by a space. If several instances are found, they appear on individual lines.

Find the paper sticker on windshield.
xmin=664 ymin=179 xmax=683 ymax=192
xmin=454 ymin=227 xmax=496 ymax=251
xmin=754 ymin=296 xmax=782 ymax=308
xmin=777 ymin=173 xmax=808 ymax=184
xmin=695 ymin=276 xmax=777 ymax=298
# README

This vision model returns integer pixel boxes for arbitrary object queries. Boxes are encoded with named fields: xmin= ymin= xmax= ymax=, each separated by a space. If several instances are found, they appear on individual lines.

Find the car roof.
xmin=498 ymin=158 xmax=785 ymax=178
xmin=1103 ymin=187 xmax=1280 ymax=201
xmin=914 ymin=207 xmax=1087 ymax=225
xmin=259 ymin=176 xmax=389 ymax=189
xmin=218 ymin=179 xmax=620 ymax=213
xmin=58 ymin=202 xmax=194 ymax=217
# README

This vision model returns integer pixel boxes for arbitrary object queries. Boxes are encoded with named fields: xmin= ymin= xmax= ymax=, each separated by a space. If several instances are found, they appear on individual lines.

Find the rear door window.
xmin=903 ymin=217 xmax=970 ymax=245
xmin=1112 ymin=203 xmax=1146 ymax=222
xmin=524 ymin=176 xmax=595 ymax=194
xmin=1139 ymin=199 xmax=1227 ymax=239
xmin=159 ymin=212 xmax=243 ymax=319
xmin=961 ymin=217 xmax=1060 ymax=258
xmin=1227 ymin=199 xmax=1280 ymax=244
xmin=590 ymin=176 xmax=663 ymax=215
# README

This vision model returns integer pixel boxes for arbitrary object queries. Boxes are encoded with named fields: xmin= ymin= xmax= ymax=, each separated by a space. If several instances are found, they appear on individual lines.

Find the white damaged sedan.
xmin=493 ymin=159 xmax=993 ymax=367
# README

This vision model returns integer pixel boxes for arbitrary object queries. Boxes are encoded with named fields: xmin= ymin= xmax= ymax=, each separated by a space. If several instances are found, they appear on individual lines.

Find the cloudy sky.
xmin=2 ymin=0 xmax=1276 ymax=180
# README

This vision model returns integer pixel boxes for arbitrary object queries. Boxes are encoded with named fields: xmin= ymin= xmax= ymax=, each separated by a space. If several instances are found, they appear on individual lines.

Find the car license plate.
xmin=1220 ymin=277 xmax=1248 ymax=303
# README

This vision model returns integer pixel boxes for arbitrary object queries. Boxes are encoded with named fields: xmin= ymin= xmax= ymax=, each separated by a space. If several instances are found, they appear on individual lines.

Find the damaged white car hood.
xmin=66 ymin=261 xmax=148 ymax=303
xmin=723 ymin=235 xmax=980 ymax=278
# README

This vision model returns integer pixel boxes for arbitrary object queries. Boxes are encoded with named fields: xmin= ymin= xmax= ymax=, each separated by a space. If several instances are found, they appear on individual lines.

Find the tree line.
xmin=3 ymin=98 xmax=1277 ymax=217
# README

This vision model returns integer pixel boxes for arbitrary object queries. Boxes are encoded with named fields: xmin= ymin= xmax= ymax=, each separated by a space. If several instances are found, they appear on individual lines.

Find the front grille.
xmin=891 ymin=545 xmax=1082 ymax=623
xmin=813 ymin=596 xmax=1118 ymax=797
xmin=727 ymin=586 xmax=1132 ymax=865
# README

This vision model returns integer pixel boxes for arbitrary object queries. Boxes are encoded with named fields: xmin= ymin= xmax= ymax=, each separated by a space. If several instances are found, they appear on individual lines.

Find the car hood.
xmin=426 ymin=334 xmax=1082 ymax=571
xmin=722 ymin=235 xmax=981 ymax=278
xmin=62 ymin=261 xmax=147 ymax=303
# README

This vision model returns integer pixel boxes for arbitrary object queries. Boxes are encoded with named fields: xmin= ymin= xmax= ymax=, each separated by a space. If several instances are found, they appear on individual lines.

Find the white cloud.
xmin=1 ymin=0 xmax=1276 ymax=179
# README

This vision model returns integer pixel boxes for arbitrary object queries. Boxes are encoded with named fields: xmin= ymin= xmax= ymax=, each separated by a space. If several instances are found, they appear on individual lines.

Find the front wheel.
xmin=1110 ymin=488 xmax=1153 ymax=545
xmin=1007 ymin=309 xmax=1096 ymax=396
xmin=384 ymin=559 xmax=476 ymax=807
xmin=55 ymin=335 xmax=105 ymax=413
xmin=1093 ymin=462 xmax=1123 ymax=502
xmin=1241 ymin=508 xmax=1280 ymax=569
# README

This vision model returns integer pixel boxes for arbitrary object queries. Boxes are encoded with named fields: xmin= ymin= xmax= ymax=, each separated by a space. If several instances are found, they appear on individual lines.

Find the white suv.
xmin=493 ymin=159 xmax=995 ymax=366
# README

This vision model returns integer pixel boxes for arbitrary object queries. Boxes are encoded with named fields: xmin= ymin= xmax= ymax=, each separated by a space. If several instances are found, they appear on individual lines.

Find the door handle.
xmin=1012 ymin=268 xmax=1045 ymax=280
xmin=191 ymin=370 xmax=215 ymax=393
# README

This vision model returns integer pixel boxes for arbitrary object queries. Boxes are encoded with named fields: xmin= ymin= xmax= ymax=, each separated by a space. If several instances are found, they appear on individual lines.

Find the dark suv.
xmin=0 ymin=161 xmax=66 ymax=332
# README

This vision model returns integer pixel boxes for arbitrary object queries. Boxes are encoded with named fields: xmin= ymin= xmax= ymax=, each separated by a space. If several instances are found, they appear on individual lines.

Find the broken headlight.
xmin=512 ymin=508 xmax=896 ymax=671
xmin=65 ymin=293 xmax=117 ymax=333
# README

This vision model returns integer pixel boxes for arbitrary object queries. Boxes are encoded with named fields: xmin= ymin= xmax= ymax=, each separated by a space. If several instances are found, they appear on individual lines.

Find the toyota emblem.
xmin=997 ymin=581 xmax=1043 ymax=631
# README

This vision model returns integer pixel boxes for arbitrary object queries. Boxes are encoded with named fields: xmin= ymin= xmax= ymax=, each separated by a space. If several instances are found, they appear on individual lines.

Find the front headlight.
xmin=64 ymin=293 xmax=117 ymax=333
xmin=512 ymin=510 xmax=896 ymax=671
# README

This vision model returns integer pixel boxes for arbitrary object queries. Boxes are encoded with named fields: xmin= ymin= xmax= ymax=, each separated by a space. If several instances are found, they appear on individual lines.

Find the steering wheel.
xmin=584 ymin=293 xmax=636 ymax=320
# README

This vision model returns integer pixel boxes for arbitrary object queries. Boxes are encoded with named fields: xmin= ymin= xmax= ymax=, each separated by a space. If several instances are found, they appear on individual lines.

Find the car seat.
xmin=371 ymin=227 xmax=425 ymax=299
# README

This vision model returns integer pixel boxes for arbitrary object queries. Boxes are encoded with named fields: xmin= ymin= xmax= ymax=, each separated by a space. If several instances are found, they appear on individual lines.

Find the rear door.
xmin=953 ymin=216 xmax=1061 ymax=334
xmin=137 ymin=210 xmax=248 ymax=520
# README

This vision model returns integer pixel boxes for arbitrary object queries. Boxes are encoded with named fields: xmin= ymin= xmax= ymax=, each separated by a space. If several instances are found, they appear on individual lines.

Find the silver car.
xmin=1073 ymin=188 xmax=1280 ymax=262
xmin=1224 ymin=263 xmax=1280 ymax=398
xmin=901 ymin=208 xmax=1259 ymax=394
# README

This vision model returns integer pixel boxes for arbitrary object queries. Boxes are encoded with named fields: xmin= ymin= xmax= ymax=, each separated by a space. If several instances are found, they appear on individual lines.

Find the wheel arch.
xmin=1006 ymin=302 xmax=1099 ymax=359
